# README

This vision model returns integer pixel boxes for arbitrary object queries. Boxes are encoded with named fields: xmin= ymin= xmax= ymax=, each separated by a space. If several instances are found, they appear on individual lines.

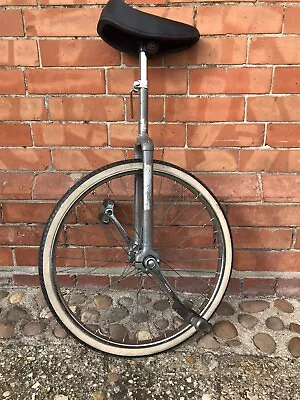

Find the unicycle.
xmin=39 ymin=0 xmax=233 ymax=356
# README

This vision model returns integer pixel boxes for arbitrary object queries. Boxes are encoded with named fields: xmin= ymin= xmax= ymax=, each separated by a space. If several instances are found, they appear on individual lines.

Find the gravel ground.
xmin=0 ymin=341 xmax=299 ymax=400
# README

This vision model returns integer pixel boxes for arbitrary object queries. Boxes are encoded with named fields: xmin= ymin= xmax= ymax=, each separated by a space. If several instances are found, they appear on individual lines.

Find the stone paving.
xmin=0 ymin=288 xmax=299 ymax=359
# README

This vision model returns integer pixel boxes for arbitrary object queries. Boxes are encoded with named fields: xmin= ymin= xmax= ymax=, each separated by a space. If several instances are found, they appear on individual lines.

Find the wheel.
xmin=39 ymin=159 xmax=232 ymax=356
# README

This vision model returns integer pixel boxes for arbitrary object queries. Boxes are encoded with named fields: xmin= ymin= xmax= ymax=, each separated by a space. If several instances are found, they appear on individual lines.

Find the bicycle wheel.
xmin=39 ymin=159 xmax=232 ymax=356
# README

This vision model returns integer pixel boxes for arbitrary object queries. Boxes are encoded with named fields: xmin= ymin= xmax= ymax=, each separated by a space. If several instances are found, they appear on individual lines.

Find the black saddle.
xmin=97 ymin=0 xmax=200 ymax=57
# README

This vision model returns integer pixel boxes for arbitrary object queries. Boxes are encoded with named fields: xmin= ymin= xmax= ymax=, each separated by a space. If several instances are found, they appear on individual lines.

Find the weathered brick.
xmin=196 ymin=5 xmax=283 ymax=34
xmin=248 ymin=96 xmax=300 ymax=122
xmin=26 ymin=69 xmax=105 ymax=94
xmin=187 ymin=124 xmax=264 ymax=147
xmin=0 ymin=173 xmax=34 ymax=200
xmin=262 ymin=175 xmax=300 ymax=202
xmin=14 ymin=275 xmax=40 ymax=287
xmin=52 ymin=149 xmax=125 ymax=170
xmin=34 ymin=173 xmax=79 ymax=200
xmin=0 ymin=98 xmax=46 ymax=121
xmin=0 ymin=149 xmax=51 ymax=171
xmin=0 ymin=40 xmax=39 ymax=67
xmin=197 ymin=174 xmax=261 ymax=202
xmin=227 ymin=205 xmax=300 ymax=227
xmin=32 ymin=123 xmax=107 ymax=147
xmin=232 ymin=227 xmax=292 ymax=249
xmin=2 ymin=203 xmax=54 ymax=223
xmin=0 ymin=226 xmax=43 ymax=246
xmin=249 ymin=37 xmax=300 ymax=64
xmin=166 ymin=97 xmax=244 ymax=122
xmin=140 ymin=6 xmax=193 ymax=26
xmin=0 ymin=124 xmax=32 ymax=146
xmin=277 ymin=278 xmax=300 ymax=297
xmin=0 ymin=248 xmax=13 ymax=266
xmin=273 ymin=68 xmax=300 ymax=94
xmin=165 ymin=37 xmax=247 ymax=66
xmin=126 ymin=97 xmax=163 ymax=122
xmin=267 ymin=124 xmax=300 ymax=148
xmin=49 ymin=97 xmax=124 ymax=121
xmin=0 ymin=70 xmax=25 ymax=95
xmin=239 ymin=150 xmax=300 ymax=172
xmin=235 ymin=250 xmax=300 ymax=272
xmin=110 ymin=123 xmax=185 ymax=147
xmin=24 ymin=8 xmax=100 ymax=36
xmin=108 ymin=68 xmax=187 ymax=95
xmin=284 ymin=7 xmax=300 ymax=34
xmin=40 ymin=39 xmax=120 ymax=67
xmin=164 ymin=149 xmax=238 ymax=172
xmin=243 ymin=278 xmax=276 ymax=296
xmin=0 ymin=10 xmax=23 ymax=36
xmin=190 ymin=68 xmax=272 ymax=94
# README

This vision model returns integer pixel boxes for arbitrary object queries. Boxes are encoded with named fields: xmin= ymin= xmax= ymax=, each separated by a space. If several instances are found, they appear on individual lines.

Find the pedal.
xmin=172 ymin=299 xmax=212 ymax=333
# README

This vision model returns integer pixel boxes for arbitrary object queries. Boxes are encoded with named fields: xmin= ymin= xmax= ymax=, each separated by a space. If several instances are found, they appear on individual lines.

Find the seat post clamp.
xmin=133 ymin=79 xmax=148 ymax=90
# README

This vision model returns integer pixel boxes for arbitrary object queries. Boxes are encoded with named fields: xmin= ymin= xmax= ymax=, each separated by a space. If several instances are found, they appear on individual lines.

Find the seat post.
xmin=138 ymin=46 xmax=148 ymax=138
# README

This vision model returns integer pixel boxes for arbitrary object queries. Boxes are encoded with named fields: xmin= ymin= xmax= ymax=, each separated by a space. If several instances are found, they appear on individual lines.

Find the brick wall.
xmin=0 ymin=0 xmax=299 ymax=297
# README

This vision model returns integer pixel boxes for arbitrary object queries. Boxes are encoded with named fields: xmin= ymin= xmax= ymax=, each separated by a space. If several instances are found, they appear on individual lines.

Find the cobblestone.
xmin=0 ymin=287 xmax=299 ymax=361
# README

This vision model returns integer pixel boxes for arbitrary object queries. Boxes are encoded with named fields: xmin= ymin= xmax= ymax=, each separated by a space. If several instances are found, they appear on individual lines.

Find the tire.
xmin=39 ymin=160 xmax=232 ymax=356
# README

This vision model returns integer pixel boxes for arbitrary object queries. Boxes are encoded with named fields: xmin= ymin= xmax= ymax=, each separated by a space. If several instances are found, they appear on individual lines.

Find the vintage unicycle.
xmin=39 ymin=0 xmax=233 ymax=356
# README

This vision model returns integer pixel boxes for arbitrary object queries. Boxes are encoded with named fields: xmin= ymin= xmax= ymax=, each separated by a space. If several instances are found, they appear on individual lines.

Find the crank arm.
xmin=101 ymin=200 xmax=133 ymax=248
xmin=148 ymin=267 xmax=212 ymax=333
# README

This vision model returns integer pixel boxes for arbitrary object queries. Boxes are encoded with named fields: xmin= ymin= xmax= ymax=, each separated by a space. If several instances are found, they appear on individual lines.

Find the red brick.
xmin=34 ymin=173 xmax=78 ymax=200
xmin=40 ymin=39 xmax=120 ymax=67
xmin=196 ymin=5 xmax=283 ymax=34
xmin=123 ymin=53 xmax=163 ymax=67
xmin=276 ymin=278 xmax=300 ymax=297
xmin=24 ymin=8 xmax=100 ymax=37
xmin=226 ymin=278 xmax=242 ymax=295
xmin=232 ymin=227 xmax=292 ymax=249
xmin=40 ymin=0 xmax=105 ymax=4
xmin=249 ymin=37 xmax=300 ymax=65
xmin=0 ymin=0 xmax=36 ymax=3
xmin=0 ymin=10 xmax=23 ymax=36
xmin=0 ymin=173 xmax=34 ymax=200
xmin=273 ymin=68 xmax=300 ymax=94
xmin=2 ymin=203 xmax=54 ymax=223
xmin=26 ymin=69 xmax=105 ymax=95
xmin=0 ymin=149 xmax=51 ymax=171
xmin=243 ymin=278 xmax=276 ymax=296
xmin=239 ymin=150 xmax=300 ymax=172
xmin=187 ymin=124 xmax=264 ymax=147
xmin=77 ymin=275 xmax=110 ymax=288
xmin=190 ymin=68 xmax=272 ymax=94
xmin=227 ymin=205 xmax=300 ymax=227
xmin=0 ymin=248 xmax=13 ymax=266
xmin=140 ymin=6 xmax=194 ymax=26
xmin=0 ymin=98 xmax=47 ymax=121
xmin=0 ymin=124 xmax=32 ymax=146
xmin=165 ymin=37 xmax=247 ymax=66
xmin=126 ymin=97 xmax=163 ymax=122
xmin=14 ymin=275 xmax=40 ymax=287
xmin=247 ymin=96 xmax=300 ymax=122
xmin=0 ymin=40 xmax=39 ymax=67
xmin=198 ymin=173 xmax=261 ymax=202
xmin=0 ymin=226 xmax=43 ymax=246
xmin=110 ymin=123 xmax=185 ymax=147
xmin=164 ymin=149 xmax=238 ymax=172
xmin=53 ymin=149 xmax=125 ymax=170
xmin=166 ymin=97 xmax=244 ymax=122
xmin=108 ymin=68 xmax=187 ymax=95
xmin=284 ymin=7 xmax=300 ymax=34
xmin=235 ymin=250 xmax=300 ymax=272
xmin=267 ymin=124 xmax=300 ymax=148
xmin=175 ymin=277 xmax=210 ymax=293
xmin=262 ymin=175 xmax=300 ymax=202
xmin=49 ymin=97 xmax=124 ymax=122
xmin=32 ymin=123 xmax=107 ymax=147
xmin=0 ymin=70 xmax=25 ymax=95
